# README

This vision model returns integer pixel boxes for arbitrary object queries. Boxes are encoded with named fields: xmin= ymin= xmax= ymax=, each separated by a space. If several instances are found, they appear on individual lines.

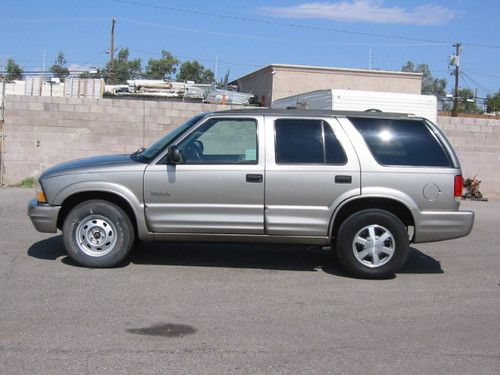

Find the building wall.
xmin=236 ymin=68 xmax=273 ymax=107
xmin=2 ymin=95 xmax=499 ymax=199
xmin=236 ymin=65 xmax=422 ymax=106
xmin=438 ymin=115 xmax=500 ymax=198
xmin=272 ymin=67 xmax=422 ymax=104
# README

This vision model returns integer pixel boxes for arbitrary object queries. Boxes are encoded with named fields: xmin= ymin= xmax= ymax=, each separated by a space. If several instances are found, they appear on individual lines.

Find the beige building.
xmin=233 ymin=64 xmax=423 ymax=106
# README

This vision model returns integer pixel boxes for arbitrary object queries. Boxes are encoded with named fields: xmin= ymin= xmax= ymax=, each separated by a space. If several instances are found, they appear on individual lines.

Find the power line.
xmin=111 ymin=0 xmax=500 ymax=49
xmin=0 ymin=17 xmax=106 ymax=23
xmin=120 ymin=18 xmax=447 ymax=48
xmin=82 ymin=50 xmax=109 ymax=66
xmin=119 ymin=17 xmax=462 ymax=59
xmin=465 ymin=71 xmax=500 ymax=79
xmin=461 ymin=71 xmax=494 ymax=95
xmin=127 ymin=47 xmax=262 ymax=68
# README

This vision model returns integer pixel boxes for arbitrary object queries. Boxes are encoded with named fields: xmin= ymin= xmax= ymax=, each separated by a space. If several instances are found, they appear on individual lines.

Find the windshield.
xmin=133 ymin=114 xmax=206 ymax=161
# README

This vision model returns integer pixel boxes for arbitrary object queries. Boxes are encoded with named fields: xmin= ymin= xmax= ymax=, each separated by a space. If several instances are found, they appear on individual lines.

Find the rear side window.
xmin=275 ymin=119 xmax=347 ymax=164
xmin=349 ymin=118 xmax=452 ymax=167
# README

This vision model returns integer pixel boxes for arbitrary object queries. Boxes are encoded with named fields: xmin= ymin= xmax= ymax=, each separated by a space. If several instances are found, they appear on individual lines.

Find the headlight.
xmin=36 ymin=180 xmax=47 ymax=203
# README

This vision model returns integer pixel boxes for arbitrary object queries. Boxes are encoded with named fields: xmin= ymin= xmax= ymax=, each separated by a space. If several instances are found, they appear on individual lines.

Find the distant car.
xmin=28 ymin=109 xmax=474 ymax=278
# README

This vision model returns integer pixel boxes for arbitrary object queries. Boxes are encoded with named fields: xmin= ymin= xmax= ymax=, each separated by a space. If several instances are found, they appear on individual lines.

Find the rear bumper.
xmin=414 ymin=210 xmax=474 ymax=243
xmin=27 ymin=199 xmax=61 ymax=233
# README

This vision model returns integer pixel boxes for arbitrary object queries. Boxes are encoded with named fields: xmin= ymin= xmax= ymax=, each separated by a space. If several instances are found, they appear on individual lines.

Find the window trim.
xmin=174 ymin=117 xmax=259 ymax=165
xmin=273 ymin=118 xmax=348 ymax=166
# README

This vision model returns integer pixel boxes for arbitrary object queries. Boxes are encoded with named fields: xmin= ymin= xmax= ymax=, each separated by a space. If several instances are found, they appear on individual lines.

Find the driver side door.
xmin=144 ymin=116 xmax=265 ymax=234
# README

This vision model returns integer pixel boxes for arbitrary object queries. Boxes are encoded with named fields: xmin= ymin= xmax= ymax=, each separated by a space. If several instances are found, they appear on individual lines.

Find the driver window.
xmin=178 ymin=118 xmax=258 ymax=164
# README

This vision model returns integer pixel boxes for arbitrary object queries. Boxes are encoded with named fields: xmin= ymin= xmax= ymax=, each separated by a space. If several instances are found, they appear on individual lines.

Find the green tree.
xmin=401 ymin=61 xmax=447 ymax=97
xmin=177 ymin=60 xmax=214 ymax=84
xmin=6 ymin=58 xmax=23 ymax=80
xmin=105 ymin=48 xmax=142 ymax=84
xmin=485 ymin=90 xmax=500 ymax=113
xmin=78 ymin=69 xmax=104 ymax=79
xmin=50 ymin=51 xmax=70 ymax=81
xmin=144 ymin=50 xmax=179 ymax=80
xmin=455 ymin=88 xmax=482 ymax=114
xmin=218 ymin=69 xmax=230 ymax=89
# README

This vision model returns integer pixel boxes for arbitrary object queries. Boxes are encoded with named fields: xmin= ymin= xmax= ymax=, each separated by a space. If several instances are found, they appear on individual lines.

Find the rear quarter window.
xmin=349 ymin=118 xmax=452 ymax=167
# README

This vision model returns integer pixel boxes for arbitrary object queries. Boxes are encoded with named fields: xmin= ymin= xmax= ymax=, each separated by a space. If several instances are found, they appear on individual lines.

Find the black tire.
xmin=62 ymin=200 xmax=135 ymax=267
xmin=335 ymin=209 xmax=409 ymax=278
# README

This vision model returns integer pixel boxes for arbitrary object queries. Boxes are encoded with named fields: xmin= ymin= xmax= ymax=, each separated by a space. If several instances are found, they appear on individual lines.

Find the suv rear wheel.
xmin=336 ymin=209 xmax=409 ymax=278
xmin=62 ymin=200 xmax=135 ymax=267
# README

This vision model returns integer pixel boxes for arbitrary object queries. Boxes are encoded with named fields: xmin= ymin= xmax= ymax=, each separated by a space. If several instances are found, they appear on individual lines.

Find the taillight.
xmin=454 ymin=175 xmax=463 ymax=199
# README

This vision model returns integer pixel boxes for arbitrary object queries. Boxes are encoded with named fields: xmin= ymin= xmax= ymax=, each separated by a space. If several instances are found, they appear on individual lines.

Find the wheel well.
xmin=57 ymin=191 xmax=138 ymax=237
xmin=331 ymin=197 xmax=414 ymax=238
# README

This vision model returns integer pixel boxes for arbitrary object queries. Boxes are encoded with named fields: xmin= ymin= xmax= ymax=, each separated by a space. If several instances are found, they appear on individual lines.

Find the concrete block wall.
xmin=2 ymin=95 xmax=499 ymax=198
xmin=438 ymin=115 xmax=500 ymax=198
xmin=2 ymin=95 xmax=240 ymax=184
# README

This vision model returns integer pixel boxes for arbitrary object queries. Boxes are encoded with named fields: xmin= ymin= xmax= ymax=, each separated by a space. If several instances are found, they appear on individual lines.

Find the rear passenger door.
xmin=264 ymin=116 xmax=360 ymax=236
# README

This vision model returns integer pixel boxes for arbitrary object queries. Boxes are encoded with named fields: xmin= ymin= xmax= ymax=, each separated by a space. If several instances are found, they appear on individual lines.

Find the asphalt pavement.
xmin=0 ymin=188 xmax=499 ymax=374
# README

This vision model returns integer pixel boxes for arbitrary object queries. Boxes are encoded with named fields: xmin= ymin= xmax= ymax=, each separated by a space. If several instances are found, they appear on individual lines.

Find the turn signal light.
xmin=37 ymin=191 xmax=47 ymax=203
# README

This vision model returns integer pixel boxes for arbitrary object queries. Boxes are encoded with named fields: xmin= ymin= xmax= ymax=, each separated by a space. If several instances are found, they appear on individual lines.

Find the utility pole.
xmin=214 ymin=55 xmax=218 ymax=84
xmin=109 ymin=18 xmax=116 ymax=83
xmin=451 ymin=42 xmax=461 ymax=117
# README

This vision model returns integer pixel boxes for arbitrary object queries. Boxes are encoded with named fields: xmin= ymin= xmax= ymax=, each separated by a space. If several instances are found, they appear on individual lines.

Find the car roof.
xmin=209 ymin=108 xmax=423 ymax=120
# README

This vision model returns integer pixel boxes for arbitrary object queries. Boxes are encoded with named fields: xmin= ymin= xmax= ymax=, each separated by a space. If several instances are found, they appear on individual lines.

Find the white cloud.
xmin=260 ymin=1 xmax=458 ymax=25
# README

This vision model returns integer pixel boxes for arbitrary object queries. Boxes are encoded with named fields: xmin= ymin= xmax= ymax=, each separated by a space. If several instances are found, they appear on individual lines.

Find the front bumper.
xmin=27 ymin=199 xmax=61 ymax=233
xmin=414 ymin=210 xmax=474 ymax=243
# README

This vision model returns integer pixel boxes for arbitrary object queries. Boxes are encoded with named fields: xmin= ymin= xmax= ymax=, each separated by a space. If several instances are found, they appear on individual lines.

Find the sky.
xmin=0 ymin=0 xmax=499 ymax=98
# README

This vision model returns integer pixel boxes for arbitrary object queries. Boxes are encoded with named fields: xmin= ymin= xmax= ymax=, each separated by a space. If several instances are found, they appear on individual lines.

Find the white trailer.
xmin=272 ymin=89 xmax=438 ymax=124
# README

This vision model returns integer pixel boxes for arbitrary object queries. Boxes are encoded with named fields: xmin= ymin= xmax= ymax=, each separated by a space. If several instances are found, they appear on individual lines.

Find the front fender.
xmin=47 ymin=179 xmax=151 ymax=239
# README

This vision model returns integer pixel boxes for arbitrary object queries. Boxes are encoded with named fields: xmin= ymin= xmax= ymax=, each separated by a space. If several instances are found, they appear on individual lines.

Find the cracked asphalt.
xmin=1 ymin=188 xmax=499 ymax=374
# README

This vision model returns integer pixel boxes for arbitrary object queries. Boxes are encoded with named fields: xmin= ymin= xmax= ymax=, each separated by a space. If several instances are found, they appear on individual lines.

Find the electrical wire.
xmin=127 ymin=47 xmax=262 ymax=68
xmin=82 ymin=50 xmax=110 ymax=66
xmin=461 ymin=71 xmax=494 ymax=95
xmin=111 ymin=0 xmax=500 ymax=49
xmin=119 ymin=18 xmax=447 ymax=48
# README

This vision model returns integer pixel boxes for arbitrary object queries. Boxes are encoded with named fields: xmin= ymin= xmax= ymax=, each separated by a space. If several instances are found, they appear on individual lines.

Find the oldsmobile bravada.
xmin=28 ymin=109 xmax=474 ymax=278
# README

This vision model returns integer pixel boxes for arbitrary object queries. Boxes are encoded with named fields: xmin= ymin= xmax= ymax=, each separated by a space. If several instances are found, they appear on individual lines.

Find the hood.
xmin=40 ymin=154 xmax=146 ymax=179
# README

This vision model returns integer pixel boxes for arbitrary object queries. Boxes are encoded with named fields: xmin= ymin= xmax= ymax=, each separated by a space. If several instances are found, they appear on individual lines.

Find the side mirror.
xmin=167 ymin=145 xmax=181 ymax=164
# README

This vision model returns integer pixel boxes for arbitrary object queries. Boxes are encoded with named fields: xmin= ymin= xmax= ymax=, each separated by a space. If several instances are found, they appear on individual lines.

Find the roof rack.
xmin=211 ymin=107 xmax=418 ymax=119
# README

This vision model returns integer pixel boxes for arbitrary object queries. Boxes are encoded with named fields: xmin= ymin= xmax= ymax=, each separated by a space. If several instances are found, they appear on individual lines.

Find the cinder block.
xmin=57 ymin=104 xmax=75 ymax=112
xmin=164 ymin=109 xmax=180 ymax=117
xmin=104 ymin=105 xmax=121 ymax=114
xmin=27 ymin=102 xmax=44 ymax=111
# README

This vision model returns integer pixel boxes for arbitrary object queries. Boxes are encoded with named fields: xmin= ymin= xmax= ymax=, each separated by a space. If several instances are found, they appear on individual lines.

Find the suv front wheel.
xmin=336 ymin=209 xmax=409 ymax=278
xmin=62 ymin=200 xmax=135 ymax=267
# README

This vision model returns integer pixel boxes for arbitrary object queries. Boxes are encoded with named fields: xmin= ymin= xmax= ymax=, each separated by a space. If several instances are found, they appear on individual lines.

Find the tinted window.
xmin=324 ymin=123 xmax=348 ymax=164
xmin=350 ymin=118 xmax=452 ymax=167
xmin=178 ymin=118 xmax=257 ymax=164
xmin=275 ymin=119 xmax=347 ymax=164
